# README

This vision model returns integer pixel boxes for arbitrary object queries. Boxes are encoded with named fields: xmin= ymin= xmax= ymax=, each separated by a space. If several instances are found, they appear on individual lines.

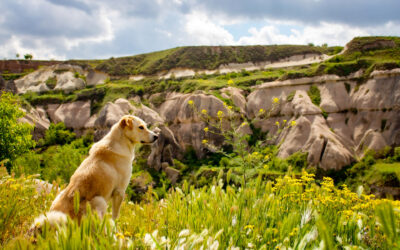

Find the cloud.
xmin=183 ymin=11 xmax=235 ymax=45
xmin=0 ymin=0 xmax=399 ymax=59
xmin=192 ymin=0 xmax=400 ymax=27
xmin=237 ymin=22 xmax=370 ymax=46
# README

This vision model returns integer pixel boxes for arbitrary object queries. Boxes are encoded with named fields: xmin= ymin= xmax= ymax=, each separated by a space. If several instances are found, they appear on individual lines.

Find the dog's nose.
xmin=153 ymin=135 xmax=159 ymax=141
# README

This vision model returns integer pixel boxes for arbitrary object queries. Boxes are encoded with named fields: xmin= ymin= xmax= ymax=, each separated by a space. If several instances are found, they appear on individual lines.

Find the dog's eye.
xmin=139 ymin=125 xmax=144 ymax=130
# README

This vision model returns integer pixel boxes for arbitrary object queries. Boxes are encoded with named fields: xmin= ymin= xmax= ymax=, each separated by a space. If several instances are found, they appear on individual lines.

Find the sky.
xmin=1 ymin=0 xmax=400 ymax=60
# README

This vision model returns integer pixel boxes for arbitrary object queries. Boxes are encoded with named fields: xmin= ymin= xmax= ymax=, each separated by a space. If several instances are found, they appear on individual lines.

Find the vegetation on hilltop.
xmin=70 ymin=44 xmax=339 ymax=76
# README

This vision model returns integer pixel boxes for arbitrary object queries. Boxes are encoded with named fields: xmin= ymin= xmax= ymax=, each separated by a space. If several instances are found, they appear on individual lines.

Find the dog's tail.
xmin=28 ymin=211 xmax=68 ymax=235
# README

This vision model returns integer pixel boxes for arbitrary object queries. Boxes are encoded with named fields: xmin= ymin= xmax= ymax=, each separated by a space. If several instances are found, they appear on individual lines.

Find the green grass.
xmin=307 ymin=85 xmax=321 ymax=106
xmin=2 ymin=170 xmax=400 ymax=249
xmin=70 ymin=44 xmax=337 ymax=76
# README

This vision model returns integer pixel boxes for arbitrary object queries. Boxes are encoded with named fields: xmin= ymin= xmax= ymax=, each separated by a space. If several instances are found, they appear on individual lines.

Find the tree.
xmin=0 ymin=92 xmax=35 ymax=171
xmin=24 ymin=54 xmax=33 ymax=60
xmin=16 ymin=53 xmax=20 ymax=59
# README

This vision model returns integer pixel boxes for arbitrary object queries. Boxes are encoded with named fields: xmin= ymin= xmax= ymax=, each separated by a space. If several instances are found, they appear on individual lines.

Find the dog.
xmin=31 ymin=115 xmax=158 ymax=230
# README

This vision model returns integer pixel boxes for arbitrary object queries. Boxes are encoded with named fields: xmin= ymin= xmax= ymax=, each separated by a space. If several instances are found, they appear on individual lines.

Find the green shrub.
xmin=307 ymin=85 xmax=321 ymax=106
xmin=0 ymin=92 xmax=35 ymax=171
xmin=286 ymin=91 xmax=296 ymax=102
xmin=42 ymin=122 xmax=76 ymax=146
xmin=45 ymin=76 xmax=57 ymax=89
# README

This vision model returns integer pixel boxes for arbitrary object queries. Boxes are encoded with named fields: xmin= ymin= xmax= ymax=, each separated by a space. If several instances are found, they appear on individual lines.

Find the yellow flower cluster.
xmin=217 ymin=110 xmax=224 ymax=118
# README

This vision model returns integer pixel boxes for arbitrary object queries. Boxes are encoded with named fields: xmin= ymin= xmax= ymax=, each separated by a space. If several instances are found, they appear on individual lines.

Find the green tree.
xmin=0 ymin=92 xmax=35 ymax=171
xmin=24 ymin=54 xmax=33 ymax=60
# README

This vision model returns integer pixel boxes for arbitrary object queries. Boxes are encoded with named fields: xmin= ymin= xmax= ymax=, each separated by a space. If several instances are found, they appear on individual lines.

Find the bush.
xmin=0 ymin=92 xmax=35 ymax=171
xmin=307 ymin=85 xmax=321 ymax=106
xmin=41 ymin=122 xmax=76 ymax=146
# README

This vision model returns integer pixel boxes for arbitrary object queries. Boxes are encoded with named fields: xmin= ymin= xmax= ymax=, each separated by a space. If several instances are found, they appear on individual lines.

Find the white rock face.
xmin=20 ymin=106 xmax=50 ymax=140
xmin=86 ymin=70 xmax=109 ymax=86
xmin=247 ymin=69 xmax=400 ymax=170
xmin=15 ymin=64 xmax=87 ymax=94
xmin=24 ymin=68 xmax=400 ymax=171
xmin=52 ymin=101 xmax=91 ymax=129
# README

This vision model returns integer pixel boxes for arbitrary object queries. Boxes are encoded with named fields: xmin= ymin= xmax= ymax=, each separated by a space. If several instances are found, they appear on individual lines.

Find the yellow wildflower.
xmin=116 ymin=232 xmax=125 ymax=239
xmin=273 ymin=97 xmax=279 ymax=103
xmin=244 ymin=225 xmax=254 ymax=230
xmin=283 ymin=119 xmax=287 ymax=123
xmin=264 ymin=155 xmax=270 ymax=161
xmin=259 ymin=108 xmax=265 ymax=114
xmin=217 ymin=110 xmax=224 ymax=118
xmin=241 ymin=122 xmax=247 ymax=127
xmin=291 ymin=120 xmax=296 ymax=126
xmin=275 ymin=121 xmax=280 ymax=126
xmin=204 ymin=127 xmax=209 ymax=133
xmin=202 ymin=139 xmax=208 ymax=144
xmin=201 ymin=109 xmax=207 ymax=115
xmin=227 ymin=79 xmax=234 ymax=85
xmin=188 ymin=100 xmax=194 ymax=105
xmin=228 ymin=105 xmax=233 ymax=110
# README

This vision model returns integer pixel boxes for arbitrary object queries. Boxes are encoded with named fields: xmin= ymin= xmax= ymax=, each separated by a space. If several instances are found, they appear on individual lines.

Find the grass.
xmin=70 ymin=44 xmax=338 ymax=76
xmin=307 ymin=85 xmax=321 ymax=106
xmin=2 ymin=170 xmax=400 ymax=249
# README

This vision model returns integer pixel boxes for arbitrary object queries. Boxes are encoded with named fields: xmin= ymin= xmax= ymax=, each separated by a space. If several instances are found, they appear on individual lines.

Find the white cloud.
xmin=184 ymin=11 xmax=235 ymax=45
xmin=237 ymin=22 xmax=370 ymax=46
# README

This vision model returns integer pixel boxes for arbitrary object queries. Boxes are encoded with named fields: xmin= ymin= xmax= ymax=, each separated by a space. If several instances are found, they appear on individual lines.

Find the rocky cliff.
xmin=19 ymin=67 xmax=400 ymax=172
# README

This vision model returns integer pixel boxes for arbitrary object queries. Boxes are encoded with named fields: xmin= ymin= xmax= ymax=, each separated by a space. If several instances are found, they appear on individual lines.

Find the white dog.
xmin=32 ymin=115 xmax=158 ymax=229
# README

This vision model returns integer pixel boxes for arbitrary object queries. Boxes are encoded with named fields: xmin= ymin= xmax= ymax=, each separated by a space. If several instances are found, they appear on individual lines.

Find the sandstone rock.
xmin=134 ymin=104 xmax=164 ymax=125
xmin=0 ymin=77 xmax=17 ymax=93
xmin=20 ymin=106 xmax=50 ymax=140
xmin=277 ymin=115 xmax=354 ymax=170
xmin=148 ymin=125 xmax=181 ymax=171
xmin=14 ymin=64 xmax=86 ymax=94
xmin=86 ymin=70 xmax=108 ymax=86
xmin=158 ymin=93 xmax=228 ymax=157
xmin=95 ymin=98 xmax=134 ymax=128
xmin=52 ymin=101 xmax=91 ymax=129
xmin=164 ymin=166 xmax=180 ymax=184
xmin=356 ymin=129 xmax=388 ymax=157
xmin=54 ymin=72 xmax=85 ymax=93
xmin=220 ymin=87 xmax=247 ymax=113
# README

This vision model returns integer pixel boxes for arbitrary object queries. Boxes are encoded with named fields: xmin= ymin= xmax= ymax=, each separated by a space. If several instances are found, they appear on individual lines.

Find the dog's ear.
xmin=120 ymin=117 xmax=133 ymax=129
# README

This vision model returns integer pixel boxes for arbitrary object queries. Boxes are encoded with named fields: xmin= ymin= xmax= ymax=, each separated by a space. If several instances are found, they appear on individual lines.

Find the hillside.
xmin=2 ymin=36 xmax=400 ymax=249
xmin=70 ymin=44 xmax=340 ymax=76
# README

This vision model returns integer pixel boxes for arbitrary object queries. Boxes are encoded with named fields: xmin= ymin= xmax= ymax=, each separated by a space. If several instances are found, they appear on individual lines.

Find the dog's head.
xmin=119 ymin=115 xmax=158 ymax=144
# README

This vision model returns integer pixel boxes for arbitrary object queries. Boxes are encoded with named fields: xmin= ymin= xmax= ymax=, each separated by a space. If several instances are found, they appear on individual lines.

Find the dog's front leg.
xmin=112 ymin=189 xmax=125 ymax=220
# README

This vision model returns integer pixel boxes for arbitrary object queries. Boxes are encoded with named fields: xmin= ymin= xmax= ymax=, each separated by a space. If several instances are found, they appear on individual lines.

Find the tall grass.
xmin=2 ymin=170 xmax=400 ymax=249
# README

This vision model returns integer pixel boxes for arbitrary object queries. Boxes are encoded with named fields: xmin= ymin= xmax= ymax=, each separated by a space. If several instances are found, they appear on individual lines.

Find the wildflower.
xmin=259 ymin=108 xmax=265 ymax=114
xmin=204 ymin=127 xmax=209 ymax=133
xmin=283 ymin=119 xmax=287 ymax=123
xmin=188 ymin=100 xmax=194 ymax=105
xmin=228 ymin=106 xmax=233 ymax=110
xmin=275 ymin=121 xmax=280 ymax=126
xmin=202 ymin=139 xmax=208 ymax=144
xmin=241 ymin=122 xmax=247 ymax=127
xmin=201 ymin=109 xmax=207 ymax=115
xmin=264 ymin=155 xmax=270 ymax=161
xmin=116 ymin=232 xmax=125 ymax=240
xmin=273 ymin=97 xmax=279 ymax=103
xmin=244 ymin=225 xmax=255 ymax=230
xmin=291 ymin=120 xmax=297 ymax=126
xmin=263 ymin=165 xmax=268 ymax=169
xmin=124 ymin=231 xmax=132 ymax=237
xmin=227 ymin=79 xmax=234 ymax=85
xmin=217 ymin=110 xmax=224 ymax=118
